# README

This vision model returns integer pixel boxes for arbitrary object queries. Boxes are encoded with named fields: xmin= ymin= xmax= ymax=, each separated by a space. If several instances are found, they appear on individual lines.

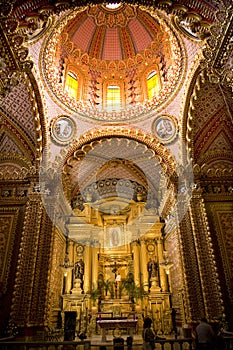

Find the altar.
xmin=97 ymin=318 xmax=138 ymax=342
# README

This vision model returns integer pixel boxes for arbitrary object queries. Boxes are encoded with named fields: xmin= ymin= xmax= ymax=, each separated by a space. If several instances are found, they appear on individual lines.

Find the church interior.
xmin=0 ymin=0 xmax=233 ymax=345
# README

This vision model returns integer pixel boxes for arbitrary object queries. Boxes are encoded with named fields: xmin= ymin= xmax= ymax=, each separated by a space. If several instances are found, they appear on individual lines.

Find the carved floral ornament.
xmin=0 ymin=15 xmax=33 ymax=98
xmin=193 ymin=162 xmax=233 ymax=179
xmin=0 ymin=154 xmax=34 ymax=180
xmin=87 ymin=3 xmax=136 ymax=27
xmin=202 ymin=6 xmax=233 ymax=90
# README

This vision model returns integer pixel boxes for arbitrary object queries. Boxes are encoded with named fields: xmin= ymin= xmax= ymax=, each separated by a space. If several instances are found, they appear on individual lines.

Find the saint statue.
xmin=74 ymin=259 xmax=84 ymax=280
xmin=147 ymin=257 xmax=158 ymax=280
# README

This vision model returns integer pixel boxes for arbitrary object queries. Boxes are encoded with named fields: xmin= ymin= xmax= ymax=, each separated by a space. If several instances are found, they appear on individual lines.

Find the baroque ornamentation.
xmin=11 ymin=197 xmax=44 ymax=326
xmin=165 ymin=229 xmax=183 ymax=308
xmin=209 ymin=204 xmax=233 ymax=303
xmin=0 ymin=11 xmax=33 ymax=98
xmin=202 ymin=6 xmax=233 ymax=90
xmin=62 ymin=127 xmax=177 ymax=175
xmin=0 ymin=207 xmax=20 ymax=293
xmin=190 ymin=191 xmax=223 ymax=320
xmin=40 ymin=4 xmax=185 ymax=123
xmin=178 ymin=208 xmax=205 ymax=322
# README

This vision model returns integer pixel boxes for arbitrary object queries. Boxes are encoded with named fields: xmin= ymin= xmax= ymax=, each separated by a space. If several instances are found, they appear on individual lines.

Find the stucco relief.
xmin=0 ymin=208 xmax=19 ymax=293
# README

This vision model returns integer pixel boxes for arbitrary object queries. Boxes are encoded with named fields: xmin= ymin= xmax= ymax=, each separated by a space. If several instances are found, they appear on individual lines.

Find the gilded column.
xmin=157 ymin=239 xmax=168 ymax=292
xmin=83 ymin=245 xmax=91 ymax=293
xmin=140 ymin=239 xmax=148 ymax=288
xmin=132 ymin=241 xmax=140 ymax=286
xmin=66 ymin=240 xmax=74 ymax=293
xmin=91 ymin=246 xmax=99 ymax=287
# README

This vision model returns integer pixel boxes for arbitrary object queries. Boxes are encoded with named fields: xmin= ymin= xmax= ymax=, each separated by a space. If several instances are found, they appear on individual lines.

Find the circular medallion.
xmin=76 ymin=244 xmax=84 ymax=255
xmin=147 ymin=243 xmax=155 ymax=253
xmin=50 ymin=115 xmax=76 ymax=145
xmin=152 ymin=114 xmax=178 ymax=144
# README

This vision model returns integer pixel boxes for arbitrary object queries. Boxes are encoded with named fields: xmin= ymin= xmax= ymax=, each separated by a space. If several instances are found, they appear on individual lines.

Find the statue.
xmin=115 ymin=272 xmax=122 ymax=299
xmin=74 ymin=259 xmax=84 ymax=280
xmin=147 ymin=257 xmax=158 ymax=280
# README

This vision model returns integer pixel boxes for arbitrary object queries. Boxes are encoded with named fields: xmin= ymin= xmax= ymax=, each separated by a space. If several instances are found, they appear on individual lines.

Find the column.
xmin=189 ymin=190 xmax=223 ymax=320
xmin=66 ymin=240 xmax=74 ymax=293
xmin=140 ymin=239 xmax=149 ymax=289
xmin=132 ymin=241 xmax=140 ymax=286
xmin=83 ymin=245 xmax=91 ymax=293
xmin=157 ymin=239 xmax=168 ymax=292
xmin=91 ymin=246 xmax=99 ymax=288
xmin=11 ymin=192 xmax=50 ymax=327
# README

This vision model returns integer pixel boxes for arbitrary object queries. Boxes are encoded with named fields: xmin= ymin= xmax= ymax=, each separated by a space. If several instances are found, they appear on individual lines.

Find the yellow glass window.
xmin=65 ymin=72 xmax=78 ymax=99
xmin=107 ymin=85 xmax=121 ymax=110
xmin=147 ymin=71 xmax=159 ymax=100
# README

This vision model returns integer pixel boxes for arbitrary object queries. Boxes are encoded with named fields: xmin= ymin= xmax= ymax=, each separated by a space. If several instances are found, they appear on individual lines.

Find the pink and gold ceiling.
xmin=66 ymin=5 xmax=160 ymax=61
xmin=41 ymin=4 xmax=185 ymax=122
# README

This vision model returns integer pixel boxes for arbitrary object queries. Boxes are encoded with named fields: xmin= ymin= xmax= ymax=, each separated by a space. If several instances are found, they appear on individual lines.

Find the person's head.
xmin=201 ymin=317 xmax=208 ymax=323
xmin=143 ymin=317 xmax=153 ymax=328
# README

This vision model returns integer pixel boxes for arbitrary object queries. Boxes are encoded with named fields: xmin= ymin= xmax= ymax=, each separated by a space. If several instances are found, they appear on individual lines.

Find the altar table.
xmin=97 ymin=318 xmax=138 ymax=342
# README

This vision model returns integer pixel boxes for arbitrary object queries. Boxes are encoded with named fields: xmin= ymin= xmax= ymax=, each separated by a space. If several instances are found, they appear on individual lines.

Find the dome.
xmin=42 ymin=3 xmax=185 ymax=122
xmin=65 ymin=4 xmax=161 ymax=61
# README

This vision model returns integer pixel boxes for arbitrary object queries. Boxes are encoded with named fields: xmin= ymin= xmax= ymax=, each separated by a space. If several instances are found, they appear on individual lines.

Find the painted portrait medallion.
xmin=153 ymin=115 xmax=178 ymax=144
xmin=50 ymin=115 xmax=76 ymax=145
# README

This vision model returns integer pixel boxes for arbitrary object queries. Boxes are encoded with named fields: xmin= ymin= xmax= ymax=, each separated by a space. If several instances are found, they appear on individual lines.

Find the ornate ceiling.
xmin=41 ymin=3 xmax=184 ymax=122
xmin=0 ymin=0 xmax=232 ymax=234
xmin=66 ymin=5 xmax=162 ymax=61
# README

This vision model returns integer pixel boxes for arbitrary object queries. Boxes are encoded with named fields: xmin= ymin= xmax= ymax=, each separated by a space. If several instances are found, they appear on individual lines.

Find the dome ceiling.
xmin=42 ymin=4 xmax=184 ymax=122
xmin=65 ymin=4 xmax=160 ymax=61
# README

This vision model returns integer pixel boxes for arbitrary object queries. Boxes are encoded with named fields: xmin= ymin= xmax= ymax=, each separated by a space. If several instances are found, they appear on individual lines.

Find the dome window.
xmin=147 ymin=70 xmax=159 ymax=100
xmin=107 ymin=85 xmax=121 ymax=110
xmin=65 ymin=71 xmax=78 ymax=99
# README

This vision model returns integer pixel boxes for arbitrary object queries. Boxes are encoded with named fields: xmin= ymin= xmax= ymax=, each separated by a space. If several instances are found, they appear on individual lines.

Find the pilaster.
xmin=11 ymin=192 xmax=51 ymax=327
xmin=189 ymin=189 xmax=223 ymax=320
xmin=177 ymin=202 xmax=204 ymax=323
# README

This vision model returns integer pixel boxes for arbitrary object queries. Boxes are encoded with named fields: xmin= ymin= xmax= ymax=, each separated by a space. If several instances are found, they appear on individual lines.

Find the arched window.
xmin=65 ymin=71 xmax=78 ymax=99
xmin=147 ymin=70 xmax=159 ymax=100
xmin=107 ymin=85 xmax=121 ymax=110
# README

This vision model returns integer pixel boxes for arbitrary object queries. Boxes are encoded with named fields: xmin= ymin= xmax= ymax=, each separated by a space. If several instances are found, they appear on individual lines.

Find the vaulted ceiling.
xmin=0 ymin=0 xmax=232 ymax=226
